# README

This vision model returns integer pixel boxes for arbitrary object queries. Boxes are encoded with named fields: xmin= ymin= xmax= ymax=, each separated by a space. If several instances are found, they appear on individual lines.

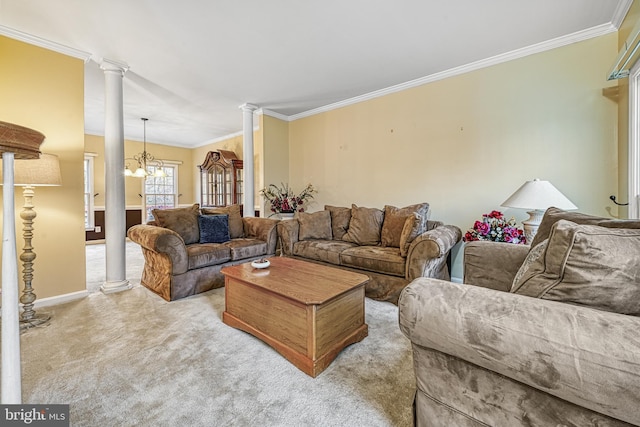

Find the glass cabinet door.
xmin=198 ymin=150 xmax=243 ymax=208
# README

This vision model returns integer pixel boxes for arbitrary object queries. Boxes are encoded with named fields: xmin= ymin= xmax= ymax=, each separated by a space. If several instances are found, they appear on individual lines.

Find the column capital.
xmin=99 ymin=58 xmax=130 ymax=75
xmin=239 ymin=103 xmax=259 ymax=112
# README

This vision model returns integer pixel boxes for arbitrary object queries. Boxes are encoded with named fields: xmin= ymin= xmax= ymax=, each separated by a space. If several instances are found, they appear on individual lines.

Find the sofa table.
xmin=221 ymin=257 xmax=369 ymax=377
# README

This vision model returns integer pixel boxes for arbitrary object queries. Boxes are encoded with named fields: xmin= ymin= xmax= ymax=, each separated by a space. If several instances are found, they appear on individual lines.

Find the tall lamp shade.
xmin=12 ymin=153 xmax=62 ymax=186
xmin=501 ymin=178 xmax=577 ymax=242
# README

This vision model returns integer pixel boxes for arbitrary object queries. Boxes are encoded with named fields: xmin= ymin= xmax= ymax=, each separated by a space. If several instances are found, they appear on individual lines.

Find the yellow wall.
xmin=289 ymin=34 xmax=618 ymax=276
xmin=0 ymin=36 xmax=86 ymax=299
xmin=85 ymin=134 xmax=196 ymax=208
xmin=261 ymin=115 xmax=290 ymax=216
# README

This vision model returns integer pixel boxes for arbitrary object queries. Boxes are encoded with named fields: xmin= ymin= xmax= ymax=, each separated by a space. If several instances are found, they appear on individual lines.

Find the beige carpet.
xmin=15 ymin=244 xmax=415 ymax=426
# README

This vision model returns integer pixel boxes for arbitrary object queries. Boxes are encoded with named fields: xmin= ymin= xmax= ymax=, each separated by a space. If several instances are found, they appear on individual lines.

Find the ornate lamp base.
xmin=19 ymin=313 xmax=50 ymax=330
xmin=522 ymin=209 xmax=545 ymax=243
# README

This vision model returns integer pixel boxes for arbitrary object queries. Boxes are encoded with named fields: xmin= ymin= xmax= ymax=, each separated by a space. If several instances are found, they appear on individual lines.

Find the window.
xmin=84 ymin=154 xmax=96 ymax=229
xmin=142 ymin=164 xmax=178 ymax=222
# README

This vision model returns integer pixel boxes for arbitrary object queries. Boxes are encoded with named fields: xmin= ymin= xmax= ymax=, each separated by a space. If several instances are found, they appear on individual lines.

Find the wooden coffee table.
xmin=221 ymin=257 xmax=369 ymax=377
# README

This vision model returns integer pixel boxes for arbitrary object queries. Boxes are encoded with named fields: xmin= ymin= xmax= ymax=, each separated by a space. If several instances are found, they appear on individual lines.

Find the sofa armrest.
xmin=399 ymin=278 xmax=640 ymax=426
xmin=276 ymin=220 xmax=299 ymax=256
xmin=127 ymin=224 xmax=189 ymax=274
xmin=463 ymin=241 xmax=530 ymax=292
xmin=243 ymin=217 xmax=279 ymax=254
xmin=406 ymin=224 xmax=461 ymax=281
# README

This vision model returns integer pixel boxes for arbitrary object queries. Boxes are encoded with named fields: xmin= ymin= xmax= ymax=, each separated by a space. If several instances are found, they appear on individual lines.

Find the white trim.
xmin=629 ymin=61 xmax=640 ymax=219
xmin=612 ymin=0 xmax=634 ymax=30
xmin=0 ymin=24 xmax=91 ymax=62
xmin=258 ymin=108 xmax=290 ymax=122
xmin=32 ymin=290 xmax=89 ymax=308
xmin=289 ymin=23 xmax=616 ymax=121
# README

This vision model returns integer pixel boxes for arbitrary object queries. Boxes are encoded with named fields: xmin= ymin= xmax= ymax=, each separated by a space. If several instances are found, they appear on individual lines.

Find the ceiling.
xmin=0 ymin=0 xmax=631 ymax=148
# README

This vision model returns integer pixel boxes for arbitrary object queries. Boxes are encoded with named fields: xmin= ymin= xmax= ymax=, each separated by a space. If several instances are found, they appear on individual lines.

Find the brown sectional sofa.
xmin=127 ymin=204 xmax=278 ymax=301
xmin=277 ymin=203 xmax=462 ymax=304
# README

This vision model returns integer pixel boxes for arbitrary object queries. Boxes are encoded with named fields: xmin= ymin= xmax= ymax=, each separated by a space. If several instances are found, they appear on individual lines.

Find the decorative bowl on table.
xmin=251 ymin=258 xmax=271 ymax=269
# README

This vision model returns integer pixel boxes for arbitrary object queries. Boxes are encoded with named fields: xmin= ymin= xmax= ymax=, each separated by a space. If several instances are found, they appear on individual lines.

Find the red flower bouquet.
xmin=463 ymin=210 xmax=526 ymax=244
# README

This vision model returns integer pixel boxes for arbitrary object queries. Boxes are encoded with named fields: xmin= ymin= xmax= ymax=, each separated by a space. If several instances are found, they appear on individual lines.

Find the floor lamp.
xmin=3 ymin=153 xmax=62 ymax=328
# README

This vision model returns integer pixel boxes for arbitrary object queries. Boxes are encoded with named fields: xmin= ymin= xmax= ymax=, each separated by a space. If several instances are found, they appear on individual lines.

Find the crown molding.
xmin=288 ymin=23 xmax=617 ymax=122
xmin=0 ymin=24 xmax=91 ymax=62
xmin=258 ymin=108 xmax=290 ymax=122
xmin=612 ymin=0 xmax=634 ymax=29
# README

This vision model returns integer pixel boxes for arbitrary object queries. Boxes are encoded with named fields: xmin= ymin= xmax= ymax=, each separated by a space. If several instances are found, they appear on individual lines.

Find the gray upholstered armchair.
xmin=399 ymin=208 xmax=640 ymax=426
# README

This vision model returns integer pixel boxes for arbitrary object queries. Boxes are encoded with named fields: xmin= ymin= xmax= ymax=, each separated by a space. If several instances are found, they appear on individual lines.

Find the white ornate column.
xmin=240 ymin=103 xmax=258 ymax=217
xmin=100 ymin=59 xmax=132 ymax=294
xmin=1 ymin=153 xmax=21 ymax=403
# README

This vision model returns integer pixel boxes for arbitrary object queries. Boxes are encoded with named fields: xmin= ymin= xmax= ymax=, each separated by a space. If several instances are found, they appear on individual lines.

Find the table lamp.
xmin=501 ymin=178 xmax=577 ymax=242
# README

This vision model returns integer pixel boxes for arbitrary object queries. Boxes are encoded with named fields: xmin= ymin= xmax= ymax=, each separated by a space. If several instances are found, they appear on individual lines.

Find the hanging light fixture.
xmin=124 ymin=118 xmax=166 ymax=178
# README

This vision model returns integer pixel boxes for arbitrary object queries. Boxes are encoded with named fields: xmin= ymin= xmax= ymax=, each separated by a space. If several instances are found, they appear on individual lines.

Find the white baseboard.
xmin=33 ymin=290 xmax=89 ymax=308
xmin=451 ymin=276 xmax=463 ymax=284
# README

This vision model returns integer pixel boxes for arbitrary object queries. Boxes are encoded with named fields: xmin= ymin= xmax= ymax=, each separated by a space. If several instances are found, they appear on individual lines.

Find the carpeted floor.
xmin=15 ymin=242 xmax=416 ymax=426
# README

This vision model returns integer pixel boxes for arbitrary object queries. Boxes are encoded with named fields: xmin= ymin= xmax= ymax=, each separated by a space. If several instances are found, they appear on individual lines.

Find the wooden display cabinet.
xmin=199 ymin=150 xmax=243 ymax=207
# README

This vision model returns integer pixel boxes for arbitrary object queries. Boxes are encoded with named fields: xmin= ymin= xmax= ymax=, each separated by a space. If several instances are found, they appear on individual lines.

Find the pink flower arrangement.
xmin=260 ymin=183 xmax=317 ymax=215
xmin=463 ymin=210 xmax=526 ymax=244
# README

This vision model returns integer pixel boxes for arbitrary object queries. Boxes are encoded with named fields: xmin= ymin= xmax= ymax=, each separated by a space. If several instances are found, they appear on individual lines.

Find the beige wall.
xmin=261 ymin=115 xmax=290 ymax=216
xmin=0 ymin=36 xmax=86 ymax=299
xmin=85 ymin=134 xmax=196 ymax=208
xmin=289 ymin=33 xmax=618 ymax=277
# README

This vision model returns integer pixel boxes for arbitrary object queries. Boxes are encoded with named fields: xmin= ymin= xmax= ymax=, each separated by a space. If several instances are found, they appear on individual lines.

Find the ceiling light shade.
xmin=0 ymin=153 xmax=62 ymax=186
xmin=501 ymin=178 xmax=577 ymax=243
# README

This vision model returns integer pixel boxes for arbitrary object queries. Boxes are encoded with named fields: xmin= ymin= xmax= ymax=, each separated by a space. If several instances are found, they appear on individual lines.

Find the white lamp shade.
xmin=501 ymin=178 xmax=577 ymax=211
xmin=0 ymin=153 xmax=62 ymax=186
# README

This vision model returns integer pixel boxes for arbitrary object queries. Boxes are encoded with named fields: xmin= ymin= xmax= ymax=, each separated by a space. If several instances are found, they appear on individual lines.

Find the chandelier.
xmin=124 ymin=118 xmax=166 ymax=178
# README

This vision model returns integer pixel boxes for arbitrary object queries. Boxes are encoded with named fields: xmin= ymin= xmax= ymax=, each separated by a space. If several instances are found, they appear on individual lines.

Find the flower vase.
xmin=278 ymin=211 xmax=295 ymax=220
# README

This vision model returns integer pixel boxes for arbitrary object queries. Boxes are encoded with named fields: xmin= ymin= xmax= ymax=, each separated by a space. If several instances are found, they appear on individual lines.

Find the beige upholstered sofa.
xmin=128 ymin=204 xmax=278 ymax=301
xmin=277 ymin=203 xmax=461 ymax=304
xmin=399 ymin=207 xmax=640 ymax=426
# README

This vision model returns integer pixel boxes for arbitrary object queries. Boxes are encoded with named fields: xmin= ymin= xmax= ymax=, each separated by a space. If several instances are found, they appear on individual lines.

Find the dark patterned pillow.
xmin=324 ymin=205 xmax=352 ymax=240
xmin=198 ymin=214 xmax=230 ymax=244
xmin=201 ymin=205 xmax=244 ymax=238
xmin=152 ymin=204 xmax=200 ymax=245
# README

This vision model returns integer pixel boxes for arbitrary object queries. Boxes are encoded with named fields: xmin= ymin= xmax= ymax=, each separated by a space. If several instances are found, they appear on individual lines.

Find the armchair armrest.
xmin=406 ymin=224 xmax=461 ymax=281
xmin=399 ymin=278 xmax=640 ymax=426
xmin=127 ymin=224 xmax=188 ymax=274
xmin=463 ymin=241 xmax=530 ymax=292
xmin=243 ymin=217 xmax=279 ymax=254
xmin=276 ymin=220 xmax=299 ymax=256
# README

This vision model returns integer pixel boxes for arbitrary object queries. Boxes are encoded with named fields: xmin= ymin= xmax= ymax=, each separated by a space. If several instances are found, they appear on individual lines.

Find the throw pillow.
xmin=201 ymin=205 xmax=244 ymax=238
xmin=512 ymin=220 xmax=640 ymax=315
xmin=342 ymin=204 xmax=384 ymax=246
xmin=530 ymin=207 xmax=640 ymax=248
xmin=198 ymin=214 xmax=230 ymax=243
xmin=510 ymin=239 xmax=548 ymax=291
xmin=324 ymin=205 xmax=352 ymax=240
xmin=152 ymin=204 xmax=200 ymax=245
xmin=381 ymin=203 xmax=430 ymax=247
xmin=298 ymin=211 xmax=332 ymax=241
xmin=399 ymin=213 xmax=424 ymax=257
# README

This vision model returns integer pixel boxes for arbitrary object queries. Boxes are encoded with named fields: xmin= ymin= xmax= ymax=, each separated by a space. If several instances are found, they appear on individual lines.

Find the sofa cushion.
xmin=298 ymin=211 xmax=332 ymax=240
xmin=324 ymin=205 xmax=351 ymax=240
xmin=292 ymin=240 xmax=357 ymax=265
xmin=512 ymin=220 xmax=640 ymax=315
xmin=198 ymin=214 xmax=230 ymax=244
xmin=223 ymin=238 xmax=267 ymax=260
xmin=340 ymin=246 xmax=405 ymax=277
xmin=186 ymin=243 xmax=231 ymax=270
xmin=152 ymin=204 xmax=200 ymax=245
xmin=531 ymin=207 xmax=640 ymax=248
xmin=381 ymin=203 xmax=430 ymax=247
xmin=343 ymin=205 xmax=384 ymax=246
xmin=201 ymin=205 xmax=244 ymax=239
xmin=399 ymin=213 xmax=424 ymax=257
